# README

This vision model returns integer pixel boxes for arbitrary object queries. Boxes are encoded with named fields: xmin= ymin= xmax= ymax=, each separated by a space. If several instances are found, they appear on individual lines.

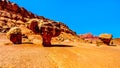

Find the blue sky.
xmin=10 ymin=0 xmax=120 ymax=38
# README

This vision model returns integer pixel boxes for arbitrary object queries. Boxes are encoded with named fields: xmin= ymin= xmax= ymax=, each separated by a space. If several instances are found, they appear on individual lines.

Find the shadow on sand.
xmin=22 ymin=42 xmax=73 ymax=47
xmin=109 ymin=44 xmax=117 ymax=46
xmin=44 ymin=44 xmax=74 ymax=47
xmin=22 ymin=42 xmax=33 ymax=44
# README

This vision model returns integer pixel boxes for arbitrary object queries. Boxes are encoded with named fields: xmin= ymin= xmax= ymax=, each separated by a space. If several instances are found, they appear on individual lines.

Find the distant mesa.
xmin=79 ymin=33 xmax=99 ymax=41
xmin=79 ymin=33 xmax=113 ymax=46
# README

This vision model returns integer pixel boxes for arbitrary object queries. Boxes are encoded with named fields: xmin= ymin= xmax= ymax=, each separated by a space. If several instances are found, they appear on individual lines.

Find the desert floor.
xmin=0 ymin=34 xmax=120 ymax=68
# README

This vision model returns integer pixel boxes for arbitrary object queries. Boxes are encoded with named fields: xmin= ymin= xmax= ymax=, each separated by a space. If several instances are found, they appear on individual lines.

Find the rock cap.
xmin=99 ymin=33 xmax=112 ymax=39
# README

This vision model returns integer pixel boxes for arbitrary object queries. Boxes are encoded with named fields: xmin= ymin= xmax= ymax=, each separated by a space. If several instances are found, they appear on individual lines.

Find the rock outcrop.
xmin=79 ymin=33 xmax=113 ymax=45
xmin=79 ymin=33 xmax=102 ymax=44
xmin=0 ymin=0 xmax=76 ymax=35
xmin=79 ymin=33 xmax=94 ymax=39
xmin=0 ymin=0 xmax=77 ymax=46
xmin=6 ymin=27 xmax=22 ymax=44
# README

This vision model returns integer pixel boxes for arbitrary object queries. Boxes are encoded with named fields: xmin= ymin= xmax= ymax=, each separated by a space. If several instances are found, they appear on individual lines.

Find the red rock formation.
xmin=79 ymin=33 xmax=102 ymax=44
xmin=0 ymin=0 xmax=76 ymax=36
xmin=0 ymin=0 xmax=77 ymax=46
xmin=79 ymin=33 xmax=94 ymax=39
xmin=27 ymin=19 xmax=61 ymax=46
xmin=79 ymin=33 xmax=113 ymax=45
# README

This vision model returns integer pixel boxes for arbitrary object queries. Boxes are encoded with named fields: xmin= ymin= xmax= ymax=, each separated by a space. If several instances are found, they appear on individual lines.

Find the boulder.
xmin=27 ymin=19 xmax=40 ymax=34
xmin=6 ymin=27 xmax=22 ymax=44
xmin=99 ymin=33 xmax=113 ymax=45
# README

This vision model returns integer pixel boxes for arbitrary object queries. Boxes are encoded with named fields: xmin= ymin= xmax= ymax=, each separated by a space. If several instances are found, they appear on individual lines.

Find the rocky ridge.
xmin=0 ymin=0 xmax=76 ymax=36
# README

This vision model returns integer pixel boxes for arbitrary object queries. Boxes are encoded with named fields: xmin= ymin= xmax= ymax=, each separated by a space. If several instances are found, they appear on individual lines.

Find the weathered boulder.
xmin=6 ymin=27 xmax=22 ymax=44
xmin=99 ymin=33 xmax=112 ymax=45
xmin=27 ymin=19 xmax=61 ymax=46
xmin=27 ymin=19 xmax=40 ymax=34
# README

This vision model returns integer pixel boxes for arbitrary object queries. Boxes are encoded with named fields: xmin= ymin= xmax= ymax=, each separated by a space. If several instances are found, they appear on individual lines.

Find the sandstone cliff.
xmin=0 ymin=0 xmax=76 ymax=36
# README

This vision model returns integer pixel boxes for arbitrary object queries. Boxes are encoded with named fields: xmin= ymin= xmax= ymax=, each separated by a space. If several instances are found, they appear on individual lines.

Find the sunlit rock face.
xmin=0 ymin=0 xmax=76 ymax=35
xmin=0 ymin=0 xmax=76 ymax=34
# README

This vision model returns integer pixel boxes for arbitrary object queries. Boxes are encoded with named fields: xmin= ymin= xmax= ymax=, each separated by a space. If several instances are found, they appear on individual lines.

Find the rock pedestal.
xmin=27 ymin=19 xmax=61 ymax=46
xmin=42 ymin=35 xmax=52 ymax=47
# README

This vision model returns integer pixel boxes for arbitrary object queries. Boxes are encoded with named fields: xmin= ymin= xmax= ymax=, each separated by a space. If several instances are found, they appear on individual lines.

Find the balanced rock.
xmin=27 ymin=19 xmax=61 ymax=46
xmin=6 ymin=27 xmax=22 ymax=44
xmin=99 ymin=33 xmax=112 ymax=45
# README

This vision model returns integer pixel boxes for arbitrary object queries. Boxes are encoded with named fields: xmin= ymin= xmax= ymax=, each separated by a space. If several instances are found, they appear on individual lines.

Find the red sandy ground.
xmin=0 ymin=33 xmax=120 ymax=68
